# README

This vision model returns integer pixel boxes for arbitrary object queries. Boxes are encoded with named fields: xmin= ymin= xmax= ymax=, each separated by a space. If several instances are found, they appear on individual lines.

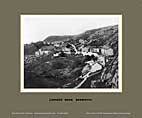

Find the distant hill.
xmin=44 ymin=35 xmax=73 ymax=42
xmin=44 ymin=25 xmax=118 ymax=42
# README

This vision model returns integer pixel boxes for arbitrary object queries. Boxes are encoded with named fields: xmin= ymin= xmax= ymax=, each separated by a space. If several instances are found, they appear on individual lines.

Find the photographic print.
xmin=21 ymin=15 xmax=122 ymax=92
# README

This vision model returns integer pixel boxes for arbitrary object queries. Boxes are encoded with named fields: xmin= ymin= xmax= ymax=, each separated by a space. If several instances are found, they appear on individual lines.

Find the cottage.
xmin=35 ymin=51 xmax=40 ymax=56
xmin=35 ymin=46 xmax=54 ymax=56
xmin=90 ymin=47 xmax=100 ymax=53
xmin=53 ymin=52 xmax=61 ymax=57
xmin=82 ymin=52 xmax=99 ymax=57
xmin=79 ymin=39 xmax=85 ymax=44
xmin=101 ymin=46 xmax=113 ymax=56
xmin=82 ymin=47 xmax=89 ymax=52
xmin=62 ymin=47 xmax=71 ymax=54
xmin=43 ymin=41 xmax=50 ymax=45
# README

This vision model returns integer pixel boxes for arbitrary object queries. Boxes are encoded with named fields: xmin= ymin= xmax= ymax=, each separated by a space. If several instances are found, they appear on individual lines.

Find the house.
xmin=54 ymin=41 xmax=63 ymax=44
xmin=35 ymin=49 xmax=49 ymax=56
xmin=62 ymin=47 xmax=71 ymax=54
xmin=100 ymin=45 xmax=114 ymax=56
xmin=35 ymin=46 xmax=54 ymax=56
xmin=79 ymin=39 xmax=85 ymax=44
xmin=81 ymin=47 xmax=89 ymax=52
xmin=90 ymin=47 xmax=100 ymax=53
xmin=81 ymin=52 xmax=99 ymax=57
xmin=35 ymin=51 xmax=40 ymax=56
xmin=43 ymin=41 xmax=50 ymax=45
xmin=54 ymin=43 xmax=60 ymax=47
xmin=51 ymin=41 xmax=63 ymax=47
xmin=53 ymin=52 xmax=61 ymax=57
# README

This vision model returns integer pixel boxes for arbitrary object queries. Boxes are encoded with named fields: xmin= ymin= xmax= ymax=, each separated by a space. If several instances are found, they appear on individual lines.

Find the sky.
xmin=21 ymin=15 xmax=121 ymax=44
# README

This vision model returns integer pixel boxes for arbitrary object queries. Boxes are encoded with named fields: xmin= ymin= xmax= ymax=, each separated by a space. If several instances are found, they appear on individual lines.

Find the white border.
xmin=20 ymin=15 xmax=122 ymax=93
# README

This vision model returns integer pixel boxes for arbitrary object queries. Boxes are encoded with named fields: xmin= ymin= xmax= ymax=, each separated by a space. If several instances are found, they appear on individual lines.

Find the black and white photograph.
xmin=21 ymin=15 xmax=122 ymax=92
